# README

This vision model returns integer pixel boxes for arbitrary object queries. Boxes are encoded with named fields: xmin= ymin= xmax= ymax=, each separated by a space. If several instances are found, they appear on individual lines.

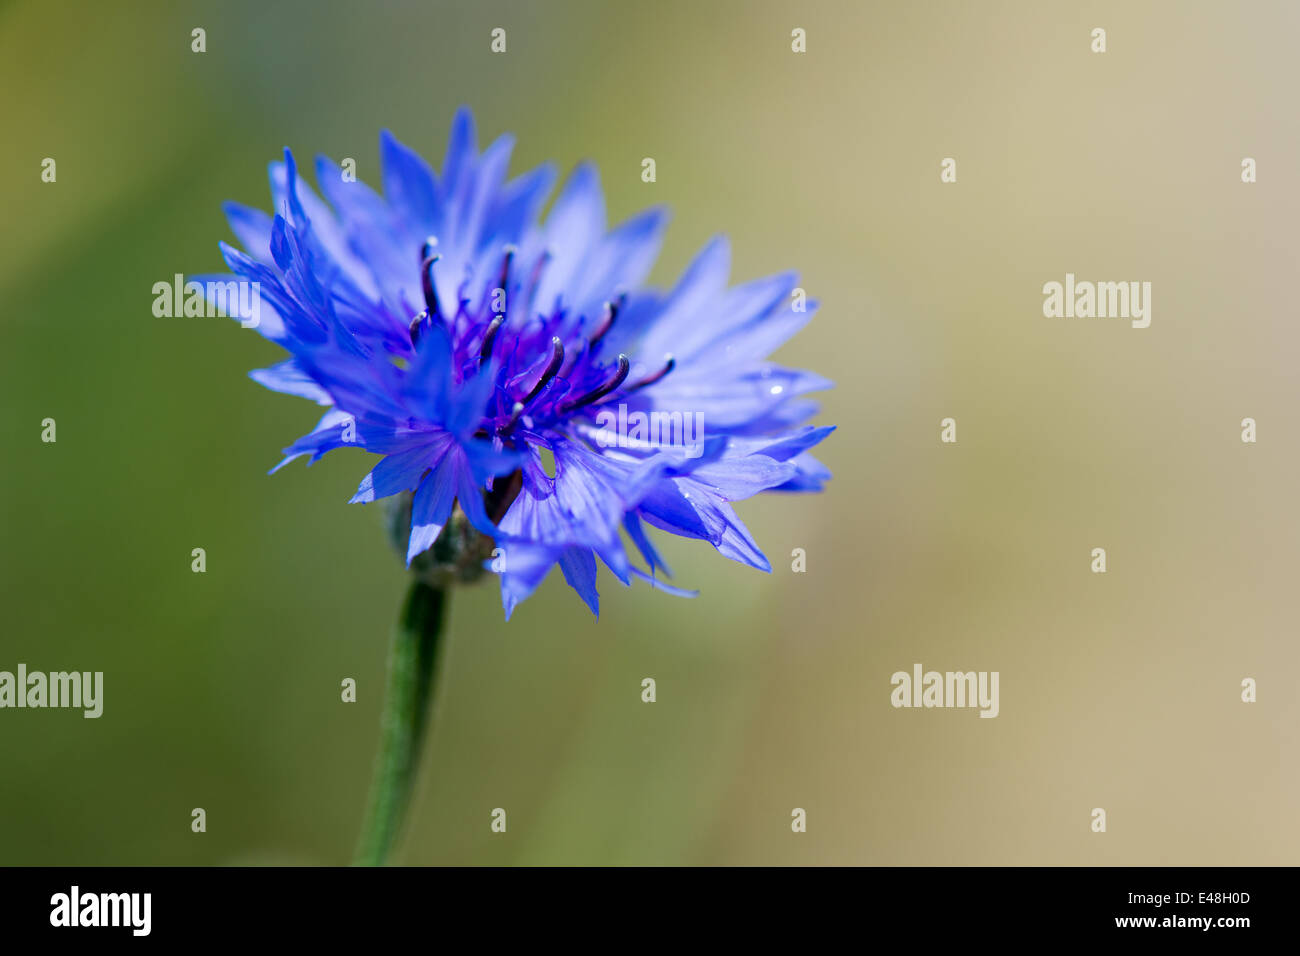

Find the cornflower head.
xmin=207 ymin=108 xmax=833 ymax=618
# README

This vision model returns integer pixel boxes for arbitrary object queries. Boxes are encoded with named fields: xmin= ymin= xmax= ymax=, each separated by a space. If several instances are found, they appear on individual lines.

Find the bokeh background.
xmin=2 ymin=0 xmax=1298 ymax=865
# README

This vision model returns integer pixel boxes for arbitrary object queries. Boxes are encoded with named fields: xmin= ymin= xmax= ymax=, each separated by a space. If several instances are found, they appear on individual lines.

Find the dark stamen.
xmin=495 ymin=245 xmax=515 ymax=318
xmin=588 ymin=294 xmax=625 ymax=348
xmin=420 ymin=238 xmax=443 ymax=320
xmin=559 ymin=354 xmax=630 ymax=413
xmin=498 ymin=401 xmax=527 ymax=434
xmin=408 ymin=310 xmax=430 ymax=345
xmin=518 ymin=336 xmax=565 ymax=408
xmin=479 ymin=315 xmax=504 ymax=362
xmin=485 ymin=469 xmax=523 ymax=523
xmin=610 ymin=354 xmax=675 ymax=399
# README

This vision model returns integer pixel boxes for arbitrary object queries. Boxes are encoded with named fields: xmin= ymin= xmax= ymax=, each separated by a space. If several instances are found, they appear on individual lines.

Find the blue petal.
xmin=716 ymin=516 xmax=771 ymax=572
xmin=701 ymin=299 xmax=817 ymax=367
xmin=497 ymin=542 xmax=560 ymax=621
xmin=351 ymin=438 xmax=449 ymax=504
xmin=270 ymin=159 xmax=381 ymax=301
xmin=641 ymin=365 xmax=832 ymax=429
xmin=440 ymin=106 xmax=478 ymax=205
xmin=629 ymin=566 xmax=698 ymax=598
xmin=272 ymin=408 xmax=355 ymax=472
xmin=380 ymin=129 xmax=440 ymax=236
xmin=675 ymin=478 xmax=772 ymax=571
xmin=623 ymin=512 xmax=672 ymax=577
xmin=406 ymin=460 xmax=459 ymax=564
xmin=314 ymin=154 xmax=412 ymax=308
xmin=669 ymin=271 xmax=798 ymax=363
xmin=558 ymin=546 xmax=600 ymax=617
xmin=533 ymin=162 xmax=605 ymax=312
xmin=189 ymin=271 xmax=289 ymax=342
xmin=450 ymin=133 xmax=514 ymax=259
xmin=488 ymin=162 xmax=557 ymax=253
xmin=687 ymin=454 xmax=797 ymax=502
xmin=567 ymin=207 xmax=668 ymax=323
xmin=222 ymin=202 xmax=275 ymax=263
xmin=772 ymin=452 xmax=833 ymax=492
xmin=637 ymin=483 xmax=714 ymax=541
xmin=635 ymin=236 xmax=730 ymax=360
xmin=453 ymin=449 xmax=499 ymax=537
xmin=726 ymin=425 xmax=836 ymax=462
xmin=249 ymin=359 xmax=332 ymax=405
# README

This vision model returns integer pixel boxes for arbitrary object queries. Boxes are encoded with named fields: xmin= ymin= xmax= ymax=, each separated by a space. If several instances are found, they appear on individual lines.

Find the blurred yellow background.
xmin=1 ymin=0 xmax=1297 ymax=864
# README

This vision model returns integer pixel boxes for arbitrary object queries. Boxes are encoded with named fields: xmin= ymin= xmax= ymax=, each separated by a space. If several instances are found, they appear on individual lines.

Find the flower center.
xmin=411 ymin=240 xmax=675 ymax=441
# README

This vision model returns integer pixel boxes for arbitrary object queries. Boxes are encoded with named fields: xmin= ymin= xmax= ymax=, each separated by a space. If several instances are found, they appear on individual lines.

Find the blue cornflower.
xmin=208 ymin=108 xmax=833 ymax=618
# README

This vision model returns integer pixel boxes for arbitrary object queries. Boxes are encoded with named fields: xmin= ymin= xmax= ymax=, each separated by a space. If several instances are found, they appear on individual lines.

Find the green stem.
xmin=353 ymin=578 xmax=447 ymax=866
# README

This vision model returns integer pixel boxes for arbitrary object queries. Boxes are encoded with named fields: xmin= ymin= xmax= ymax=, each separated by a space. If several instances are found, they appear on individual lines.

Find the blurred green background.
xmin=2 ymin=0 xmax=1298 ymax=865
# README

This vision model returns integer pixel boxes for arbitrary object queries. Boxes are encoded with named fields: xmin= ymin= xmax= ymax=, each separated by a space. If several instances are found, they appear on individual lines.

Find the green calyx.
xmin=385 ymin=491 xmax=497 ymax=588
